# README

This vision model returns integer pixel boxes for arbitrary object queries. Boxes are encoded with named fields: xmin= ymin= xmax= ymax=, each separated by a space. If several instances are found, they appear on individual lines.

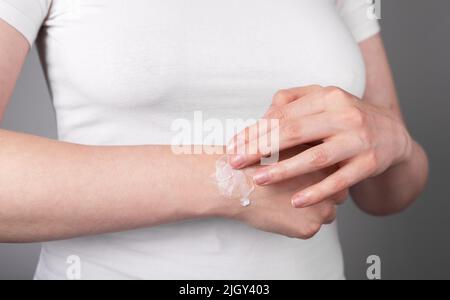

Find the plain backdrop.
xmin=0 ymin=0 xmax=449 ymax=280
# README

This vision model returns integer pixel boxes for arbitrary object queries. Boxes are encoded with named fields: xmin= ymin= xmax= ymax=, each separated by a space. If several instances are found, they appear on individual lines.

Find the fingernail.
xmin=292 ymin=194 xmax=309 ymax=208
xmin=229 ymin=155 xmax=246 ymax=168
xmin=253 ymin=171 xmax=271 ymax=185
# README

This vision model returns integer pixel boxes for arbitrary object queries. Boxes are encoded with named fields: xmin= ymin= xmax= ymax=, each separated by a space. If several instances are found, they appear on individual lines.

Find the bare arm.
xmin=227 ymin=34 xmax=429 ymax=216
xmin=350 ymin=34 xmax=429 ymax=215
xmin=0 ymin=19 xmax=28 ymax=119
xmin=0 ymin=130 xmax=230 ymax=242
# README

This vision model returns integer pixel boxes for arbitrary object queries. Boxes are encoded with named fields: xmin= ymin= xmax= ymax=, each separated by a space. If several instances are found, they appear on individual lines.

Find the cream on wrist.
xmin=211 ymin=156 xmax=255 ymax=207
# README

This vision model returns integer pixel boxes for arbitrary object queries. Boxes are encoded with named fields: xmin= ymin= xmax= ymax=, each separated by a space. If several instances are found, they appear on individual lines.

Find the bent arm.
xmin=351 ymin=34 xmax=429 ymax=215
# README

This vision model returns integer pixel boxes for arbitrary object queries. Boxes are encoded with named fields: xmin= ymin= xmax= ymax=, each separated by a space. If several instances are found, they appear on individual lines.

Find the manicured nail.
xmin=253 ymin=171 xmax=271 ymax=185
xmin=229 ymin=155 xmax=247 ymax=168
xmin=292 ymin=194 xmax=309 ymax=208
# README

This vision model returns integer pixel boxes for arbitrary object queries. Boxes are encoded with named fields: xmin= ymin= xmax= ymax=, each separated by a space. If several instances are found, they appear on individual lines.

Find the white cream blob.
xmin=212 ymin=156 xmax=255 ymax=207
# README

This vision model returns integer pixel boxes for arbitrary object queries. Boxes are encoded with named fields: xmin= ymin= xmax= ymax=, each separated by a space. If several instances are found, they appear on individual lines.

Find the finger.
xmin=227 ymin=117 xmax=279 ymax=159
xmin=252 ymin=134 xmax=363 ymax=185
xmin=307 ymin=200 xmax=337 ymax=225
xmin=227 ymin=91 xmax=329 ymax=160
xmin=230 ymin=112 xmax=341 ymax=169
xmin=291 ymin=155 xmax=374 ymax=208
xmin=264 ymin=90 xmax=329 ymax=120
xmin=226 ymin=117 xmax=277 ymax=157
xmin=271 ymin=85 xmax=323 ymax=107
xmin=266 ymin=86 xmax=355 ymax=120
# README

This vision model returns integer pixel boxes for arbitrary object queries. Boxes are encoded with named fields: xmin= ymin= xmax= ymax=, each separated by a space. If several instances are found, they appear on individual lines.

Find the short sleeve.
xmin=0 ymin=0 xmax=52 ymax=46
xmin=336 ymin=0 xmax=381 ymax=43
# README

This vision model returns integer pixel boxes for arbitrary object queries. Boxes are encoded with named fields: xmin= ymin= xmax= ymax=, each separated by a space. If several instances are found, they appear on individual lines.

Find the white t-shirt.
xmin=0 ymin=0 xmax=379 ymax=280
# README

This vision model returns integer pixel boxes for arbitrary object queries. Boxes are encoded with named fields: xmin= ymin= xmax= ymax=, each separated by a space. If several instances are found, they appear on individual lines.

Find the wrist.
xmin=208 ymin=159 xmax=259 ymax=220
xmin=191 ymin=152 xmax=248 ymax=219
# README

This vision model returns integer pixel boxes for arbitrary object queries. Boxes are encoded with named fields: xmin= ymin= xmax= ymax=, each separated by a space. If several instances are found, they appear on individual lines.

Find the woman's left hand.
xmin=227 ymin=85 xmax=413 ymax=208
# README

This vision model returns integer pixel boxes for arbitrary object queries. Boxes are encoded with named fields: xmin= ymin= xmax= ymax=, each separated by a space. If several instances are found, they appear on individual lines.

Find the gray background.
xmin=0 ymin=0 xmax=449 ymax=280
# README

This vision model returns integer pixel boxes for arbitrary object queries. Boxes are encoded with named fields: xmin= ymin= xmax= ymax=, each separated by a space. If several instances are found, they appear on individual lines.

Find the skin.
xmin=0 ymin=19 xmax=343 ymax=243
xmin=227 ymin=34 xmax=429 ymax=216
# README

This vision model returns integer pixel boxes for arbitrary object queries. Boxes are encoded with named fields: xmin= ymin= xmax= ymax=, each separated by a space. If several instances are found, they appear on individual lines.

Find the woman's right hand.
xmin=225 ymin=146 xmax=348 ymax=239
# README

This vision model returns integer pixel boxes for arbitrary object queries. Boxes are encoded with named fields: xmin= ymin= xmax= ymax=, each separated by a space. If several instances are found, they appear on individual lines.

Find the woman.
xmin=0 ymin=0 xmax=428 ymax=280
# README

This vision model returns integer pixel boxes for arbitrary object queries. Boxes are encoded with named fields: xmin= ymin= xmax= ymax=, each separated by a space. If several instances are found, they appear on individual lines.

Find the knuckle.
xmin=309 ymin=148 xmax=329 ymax=167
xmin=266 ymin=107 xmax=287 ymax=121
xmin=325 ymin=86 xmax=346 ymax=99
xmin=331 ymin=176 xmax=349 ymax=192
xmin=344 ymin=106 xmax=365 ymax=127
xmin=283 ymin=122 xmax=302 ymax=140
xmin=310 ymin=84 xmax=324 ymax=90
xmin=273 ymin=164 xmax=288 ymax=180
xmin=299 ymin=222 xmax=322 ymax=239
xmin=322 ymin=203 xmax=334 ymax=216
xmin=273 ymin=89 xmax=291 ymax=102
xmin=365 ymin=152 xmax=379 ymax=173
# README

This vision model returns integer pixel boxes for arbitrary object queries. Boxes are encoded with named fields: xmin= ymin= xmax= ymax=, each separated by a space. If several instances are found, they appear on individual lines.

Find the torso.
xmin=35 ymin=0 xmax=365 ymax=279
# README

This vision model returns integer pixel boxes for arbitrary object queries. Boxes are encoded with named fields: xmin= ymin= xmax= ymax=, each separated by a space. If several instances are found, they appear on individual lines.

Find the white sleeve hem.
xmin=352 ymin=21 xmax=381 ymax=43
xmin=0 ymin=1 xmax=39 ymax=46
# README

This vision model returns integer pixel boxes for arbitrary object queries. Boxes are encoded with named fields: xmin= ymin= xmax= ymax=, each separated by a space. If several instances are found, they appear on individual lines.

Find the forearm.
xmin=351 ymin=36 xmax=429 ymax=215
xmin=351 ymin=141 xmax=429 ymax=216
xmin=0 ymin=129 xmax=230 ymax=243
